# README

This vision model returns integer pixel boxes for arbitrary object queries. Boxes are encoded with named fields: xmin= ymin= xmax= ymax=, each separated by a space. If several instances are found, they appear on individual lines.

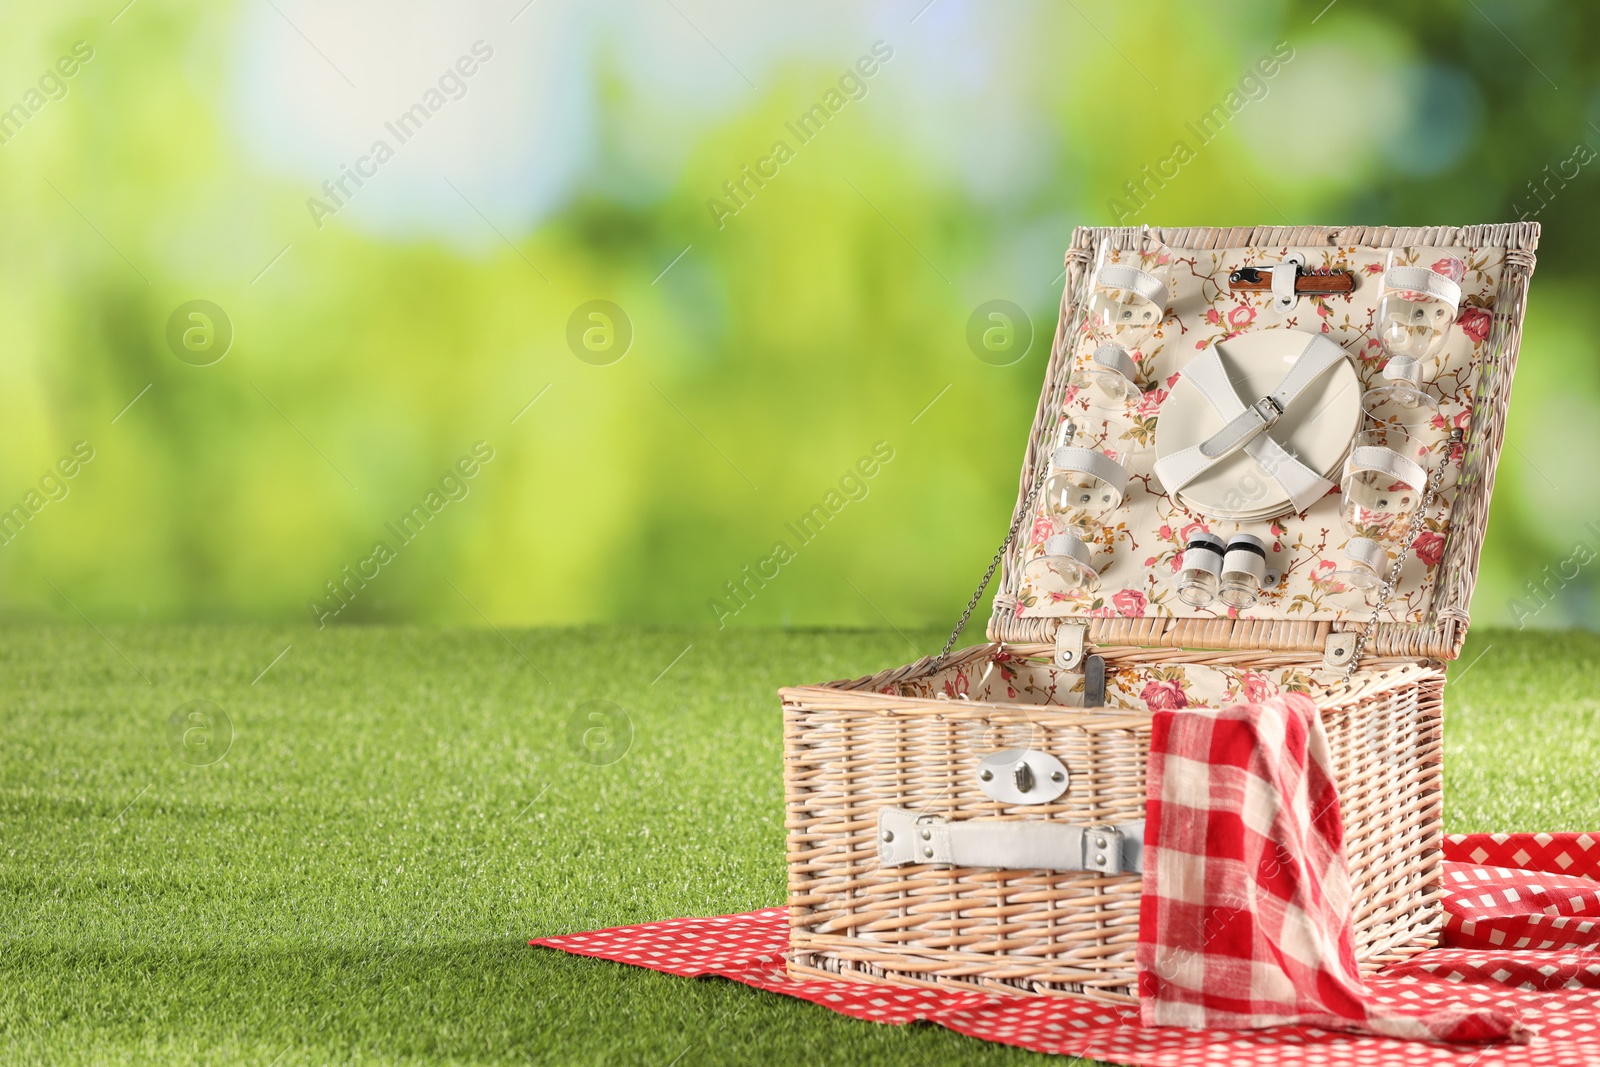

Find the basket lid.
xmin=987 ymin=224 xmax=1539 ymax=661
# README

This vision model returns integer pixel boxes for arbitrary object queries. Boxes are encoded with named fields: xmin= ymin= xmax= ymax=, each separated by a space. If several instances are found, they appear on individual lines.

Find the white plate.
xmin=1176 ymin=498 xmax=1286 ymax=523
xmin=1177 ymin=490 xmax=1316 ymax=521
xmin=1155 ymin=328 xmax=1359 ymax=521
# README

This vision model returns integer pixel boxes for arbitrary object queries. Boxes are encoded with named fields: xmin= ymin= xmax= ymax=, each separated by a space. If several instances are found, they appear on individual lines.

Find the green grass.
xmin=1 ymin=625 xmax=1597 ymax=1065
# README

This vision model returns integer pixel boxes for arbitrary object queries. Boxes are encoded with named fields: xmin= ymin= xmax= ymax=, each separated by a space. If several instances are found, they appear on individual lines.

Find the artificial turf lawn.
xmin=1 ymin=625 xmax=1597 ymax=1066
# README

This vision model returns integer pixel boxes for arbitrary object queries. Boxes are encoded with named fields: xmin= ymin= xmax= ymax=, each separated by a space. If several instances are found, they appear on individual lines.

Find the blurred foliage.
xmin=1 ymin=0 xmax=1597 ymax=631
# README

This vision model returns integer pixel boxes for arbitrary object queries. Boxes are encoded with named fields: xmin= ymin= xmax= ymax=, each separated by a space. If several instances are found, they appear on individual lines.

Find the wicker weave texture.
xmin=782 ymin=651 xmax=1444 ymax=1004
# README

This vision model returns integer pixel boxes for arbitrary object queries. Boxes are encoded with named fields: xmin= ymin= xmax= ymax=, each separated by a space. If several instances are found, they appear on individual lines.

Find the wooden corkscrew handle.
xmin=1228 ymin=265 xmax=1355 ymax=295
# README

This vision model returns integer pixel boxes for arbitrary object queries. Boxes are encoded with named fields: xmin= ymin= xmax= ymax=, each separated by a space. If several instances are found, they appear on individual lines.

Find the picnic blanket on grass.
xmin=532 ymin=834 xmax=1600 ymax=1064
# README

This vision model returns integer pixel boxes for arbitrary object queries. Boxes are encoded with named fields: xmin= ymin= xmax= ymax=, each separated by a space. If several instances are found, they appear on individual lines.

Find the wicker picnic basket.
xmin=781 ymin=223 xmax=1538 ymax=1004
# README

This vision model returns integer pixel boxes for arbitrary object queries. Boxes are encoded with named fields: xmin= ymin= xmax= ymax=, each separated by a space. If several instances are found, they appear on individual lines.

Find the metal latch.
xmin=975 ymin=748 xmax=1070 ymax=805
xmin=1083 ymin=654 xmax=1106 ymax=708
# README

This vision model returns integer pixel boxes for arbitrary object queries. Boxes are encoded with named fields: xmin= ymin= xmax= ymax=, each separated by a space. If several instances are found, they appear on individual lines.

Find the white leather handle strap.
xmin=1348 ymin=445 xmax=1426 ymax=491
xmin=1050 ymin=446 xmax=1129 ymax=502
xmin=1096 ymin=264 xmax=1169 ymax=310
xmin=1384 ymin=266 xmax=1461 ymax=310
xmin=1092 ymin=342 xmax=1139 ymax=382
xmin=877 ymin=807 xmax=1145 ymax=875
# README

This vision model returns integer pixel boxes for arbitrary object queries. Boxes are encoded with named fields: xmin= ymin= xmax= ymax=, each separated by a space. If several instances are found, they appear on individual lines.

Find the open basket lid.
xmin=986 ymin=224 xmax=1540 ymax=662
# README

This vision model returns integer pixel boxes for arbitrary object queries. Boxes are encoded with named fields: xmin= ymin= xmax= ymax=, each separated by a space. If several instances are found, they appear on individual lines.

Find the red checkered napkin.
xmin=1137 ymin=692 xmax=1530 ymax=1043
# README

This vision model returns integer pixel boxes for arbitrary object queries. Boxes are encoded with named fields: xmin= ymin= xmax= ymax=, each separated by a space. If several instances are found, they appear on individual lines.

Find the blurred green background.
xmin=1 ymin=0 xmax=1595 ymax=631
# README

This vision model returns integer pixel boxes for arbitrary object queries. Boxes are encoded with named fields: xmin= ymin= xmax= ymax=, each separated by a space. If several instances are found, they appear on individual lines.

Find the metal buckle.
xmin=1251 ymin=394 xmax=1284 ymax=429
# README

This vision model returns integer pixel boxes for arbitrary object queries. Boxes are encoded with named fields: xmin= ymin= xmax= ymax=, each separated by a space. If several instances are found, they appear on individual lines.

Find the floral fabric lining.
xmin=1017 ymin=243 xmax=1504 ymax=624
xmin=895 ymin=650 xmax=1338 ymax=713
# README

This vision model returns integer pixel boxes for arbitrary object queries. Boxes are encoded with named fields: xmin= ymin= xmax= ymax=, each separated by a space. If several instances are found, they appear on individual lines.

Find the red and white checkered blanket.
xmin=532 ymin=835 xmax=1600 ymax=1064
xmin=1137 ymin=691 xmax=1530 ymax=1044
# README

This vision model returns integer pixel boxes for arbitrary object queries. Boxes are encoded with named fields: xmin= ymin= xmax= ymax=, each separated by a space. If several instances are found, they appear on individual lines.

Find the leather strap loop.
xmin=1382 ymin=355 xmax=1424 ymax=388
xmin=1344 ymin=536 xmax=1388 ymax=573
xmin=1271 ymin=256 xmax=1300 ymax=309
xmin=1040 ymin=532 xmax=1093 ymax=567
xmin=1096 ymin=264 xmax=1169 ymax=310
xmin=1091 ymin=342 xmax=1139 ymax=383
xmin=1384 ymin=266 xmax=1461 ymax=310
xmin=1348 ymin=445 xmax=1426 ymax=492
xmin=1180 ymin=535 xmax=1225 ymax=576
xmin=1049 ymin=446 xmax=1129 ymax=506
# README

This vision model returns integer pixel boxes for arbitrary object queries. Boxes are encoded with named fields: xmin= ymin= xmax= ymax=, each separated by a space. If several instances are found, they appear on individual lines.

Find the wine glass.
xmin=1042 ymin=417 xmax=1130 ymax=523
xmin=1362 ymin=356 xmax=1440 ymax=439
xmin=1068 ymin=341 xmax=1142 ymax=410
xmin=1373 ymin=252 xmax=1463 ymax=362
xmin=1023 ymin=418 xmax=1131 ymax=597
xmin=1086 ymin=239 xmax=1171 ymax=338
xmin=1332 ymin=427 xmax=1426 ymax=603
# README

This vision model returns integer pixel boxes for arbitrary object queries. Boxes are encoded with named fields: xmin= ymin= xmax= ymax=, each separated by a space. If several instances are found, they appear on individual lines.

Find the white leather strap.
xmin=1041 ymin=532 xmax=1093 ymax=567
xmin=1096 ymin=264 xmax=1169 ymax=310
xmin=1152 ymin=332 xmax=1348 ymax=514
xmin=1050 ymin=446 xmax=1129 ymax=505
xmin=1181 ymin=347 xmax=1247 ymax=421
xmin=1384 ymin=266 xmax=1461 ymax=310
xmin=1344 ymin=536 xmax=1388 ymax=573
xmin=1382 ymin=355 xmax=1424 ymax=388
xmin=1092 ymin=342 xmax=1139 ymax=382
xmin=1199 ymin=400 xmax=1276 ymax=460
xmin=1348 ymin=445 xmax=1426 ymax=491
xmin=1269 ymin=333 xmax=1349 ymax=406
xmin=1179 ymin=535 xmax=1225 ymax=575
xmin=1221 ymin=542 xmax=1267 ymax=582
xmin=878 ymin=807 xmax=1145 ymax=874
xmin=1248 ymin=436 xmax=1336 ymax=514
xmin=1271 ymin=254 xmax=1302 ymax=310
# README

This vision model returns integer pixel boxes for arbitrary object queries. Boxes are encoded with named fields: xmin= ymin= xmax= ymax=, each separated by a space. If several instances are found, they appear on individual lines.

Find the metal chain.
xmin=938 ymin=462 xmax=1050 ymax=664
xmin=1341 ymin=428 xmax=1463 ymax=681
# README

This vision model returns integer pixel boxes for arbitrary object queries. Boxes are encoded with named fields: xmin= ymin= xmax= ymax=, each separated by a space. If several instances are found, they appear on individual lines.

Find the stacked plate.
xmin=1153 ymin=329 xmax=1361 ymax=522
